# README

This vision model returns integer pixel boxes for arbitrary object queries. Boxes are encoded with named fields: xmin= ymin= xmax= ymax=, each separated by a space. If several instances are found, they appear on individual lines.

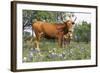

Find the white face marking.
xmin=69 ymin=28 xmax=74 ymax=32
xmin=70 ymin=33 xmax=73 ymax=39
xmin=68 ymin=31 xmax=73 ymax=40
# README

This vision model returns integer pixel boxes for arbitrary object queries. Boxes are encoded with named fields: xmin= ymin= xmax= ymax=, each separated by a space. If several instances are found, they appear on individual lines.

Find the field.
xmin=22 ymin=10 xmax=91 ymax=63
xmin=22 ymin=37 xmax=91 ymax=62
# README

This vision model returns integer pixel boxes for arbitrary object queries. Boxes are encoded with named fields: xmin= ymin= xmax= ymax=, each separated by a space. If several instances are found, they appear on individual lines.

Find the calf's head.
xmin=64 ymin=17 xmax=77 ymax=39
xmin=64 ymin=20 xmax=74 ymax=39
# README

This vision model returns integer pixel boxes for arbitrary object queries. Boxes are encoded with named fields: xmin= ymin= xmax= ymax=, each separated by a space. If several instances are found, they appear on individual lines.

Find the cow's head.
xmin=64 ymin=16 xmax=77 ymax=39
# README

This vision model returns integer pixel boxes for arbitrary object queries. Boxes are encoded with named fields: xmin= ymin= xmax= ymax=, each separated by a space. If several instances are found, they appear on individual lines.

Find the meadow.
xmin=22 ymin=37 xmax=91 ymax=62
xmin=22 ymin=10 xmax=91 ymax=62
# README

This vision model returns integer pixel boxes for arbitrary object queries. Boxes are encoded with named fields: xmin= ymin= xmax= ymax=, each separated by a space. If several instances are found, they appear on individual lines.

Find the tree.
xmin=23 ymin=10 xmax=70 ymax=24
xmin=73 ymin=21 xmax=91 ymax=42
xmin=23 ymin=10 xmax=73 ymax=31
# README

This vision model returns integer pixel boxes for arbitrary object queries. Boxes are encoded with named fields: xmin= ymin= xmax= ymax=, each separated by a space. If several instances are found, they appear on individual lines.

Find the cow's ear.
xmin=64 ymin=21 xmax=67 ymax=24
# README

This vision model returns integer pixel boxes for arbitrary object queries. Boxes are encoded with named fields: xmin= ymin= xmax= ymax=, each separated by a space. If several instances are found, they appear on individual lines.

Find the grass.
xmin=22 ymin=37 xmax=91 ymax=62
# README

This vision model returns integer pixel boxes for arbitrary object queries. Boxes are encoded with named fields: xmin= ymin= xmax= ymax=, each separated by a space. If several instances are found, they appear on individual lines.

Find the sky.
xmin=74 ymin=13 xmax=91 ymax=23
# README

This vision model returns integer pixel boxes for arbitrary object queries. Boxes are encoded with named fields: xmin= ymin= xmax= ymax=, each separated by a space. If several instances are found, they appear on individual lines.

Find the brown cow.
xmin=32 ymin=19 xmax=75 ymax=51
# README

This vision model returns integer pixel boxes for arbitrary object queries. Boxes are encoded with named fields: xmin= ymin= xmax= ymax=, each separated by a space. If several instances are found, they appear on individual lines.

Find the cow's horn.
xmin=74 ymin=16 xmax=77 ymax=22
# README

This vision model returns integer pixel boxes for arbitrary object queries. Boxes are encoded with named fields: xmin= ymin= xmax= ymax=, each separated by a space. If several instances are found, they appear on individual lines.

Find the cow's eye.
xmin=72 ymin=22 xmax=75 ymax=24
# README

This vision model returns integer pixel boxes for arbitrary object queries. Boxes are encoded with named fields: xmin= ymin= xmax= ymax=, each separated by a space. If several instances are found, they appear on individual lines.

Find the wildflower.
xmin=58 ymin=54 xmax=64 ymax=59
xmin=48 ymin=52 xmax=58 ymax=59
xmin=49 ymin=50 xmax=52 ymax=53
xmin=53 ymin=48 xmax=56 ymax=52
xmin=28 ymin=51 xmax=33 ymax=62
xmin=80 ymin=47 xmax=85 ymax=52
xmin=70 ymin=49 xmax=73 ymax=54
xmin=23 ymin=57 xmax=27 ymax=62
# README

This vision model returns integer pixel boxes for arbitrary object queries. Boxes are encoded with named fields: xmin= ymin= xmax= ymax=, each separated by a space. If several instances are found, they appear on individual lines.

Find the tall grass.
xmin=23 ymin=38 xmax=91 ymax=62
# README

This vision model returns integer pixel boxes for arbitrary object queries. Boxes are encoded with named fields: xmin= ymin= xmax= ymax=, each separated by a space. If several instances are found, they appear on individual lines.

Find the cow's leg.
xmin=35 ymin=40 xmax=40 ymax=51
xmin=34 ymin=32 xmax=43 ymax=56
xmin=37 ymin=32 xmax=43 ymax=45
xmin=57 ymin=34 xmax=63 ymax=48
xmin=61 ymin=35 xmax=63 ymax=48
xmin=33 ymin=31 xmax=41 ymax=51
xmin=63 ymin=33 xmax=71 ymax=47
xmin=62 ymin=35 xmax=65 ymax=48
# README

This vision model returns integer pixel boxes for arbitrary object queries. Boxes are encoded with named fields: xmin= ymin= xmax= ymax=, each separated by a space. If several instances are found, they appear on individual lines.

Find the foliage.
xmin=73 ymin=21 xmax=91 ymax=42
xmin=23 ymin=31 xmax=30 ymax=37
xmin=23 ymin=10 xmax=71 ymax=27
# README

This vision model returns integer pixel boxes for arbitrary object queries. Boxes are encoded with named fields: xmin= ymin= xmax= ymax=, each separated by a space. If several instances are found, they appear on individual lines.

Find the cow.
xmin=32 ymin=18 xmax=76 ymax=51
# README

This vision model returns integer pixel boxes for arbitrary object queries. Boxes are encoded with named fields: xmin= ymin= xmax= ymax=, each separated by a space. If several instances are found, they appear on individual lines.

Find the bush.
xmin=73 ymin=21 xmax=91 ymax=42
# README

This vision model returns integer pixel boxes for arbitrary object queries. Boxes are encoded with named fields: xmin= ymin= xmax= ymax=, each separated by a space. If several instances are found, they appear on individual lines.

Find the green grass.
xmin=22 ymin=38 xmax=91 ymax=62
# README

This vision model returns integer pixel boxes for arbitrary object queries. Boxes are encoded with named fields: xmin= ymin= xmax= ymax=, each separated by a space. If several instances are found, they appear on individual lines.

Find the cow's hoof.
xmin=35 ymin=48 xmax=40 ymax=52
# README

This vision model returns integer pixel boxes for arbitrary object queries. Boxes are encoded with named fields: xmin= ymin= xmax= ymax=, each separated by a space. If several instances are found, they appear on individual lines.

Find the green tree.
xmin=23 ymin=10 xmax=69 ymax=25
xmin=74 ymin=21 xmax=91 ymax=42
